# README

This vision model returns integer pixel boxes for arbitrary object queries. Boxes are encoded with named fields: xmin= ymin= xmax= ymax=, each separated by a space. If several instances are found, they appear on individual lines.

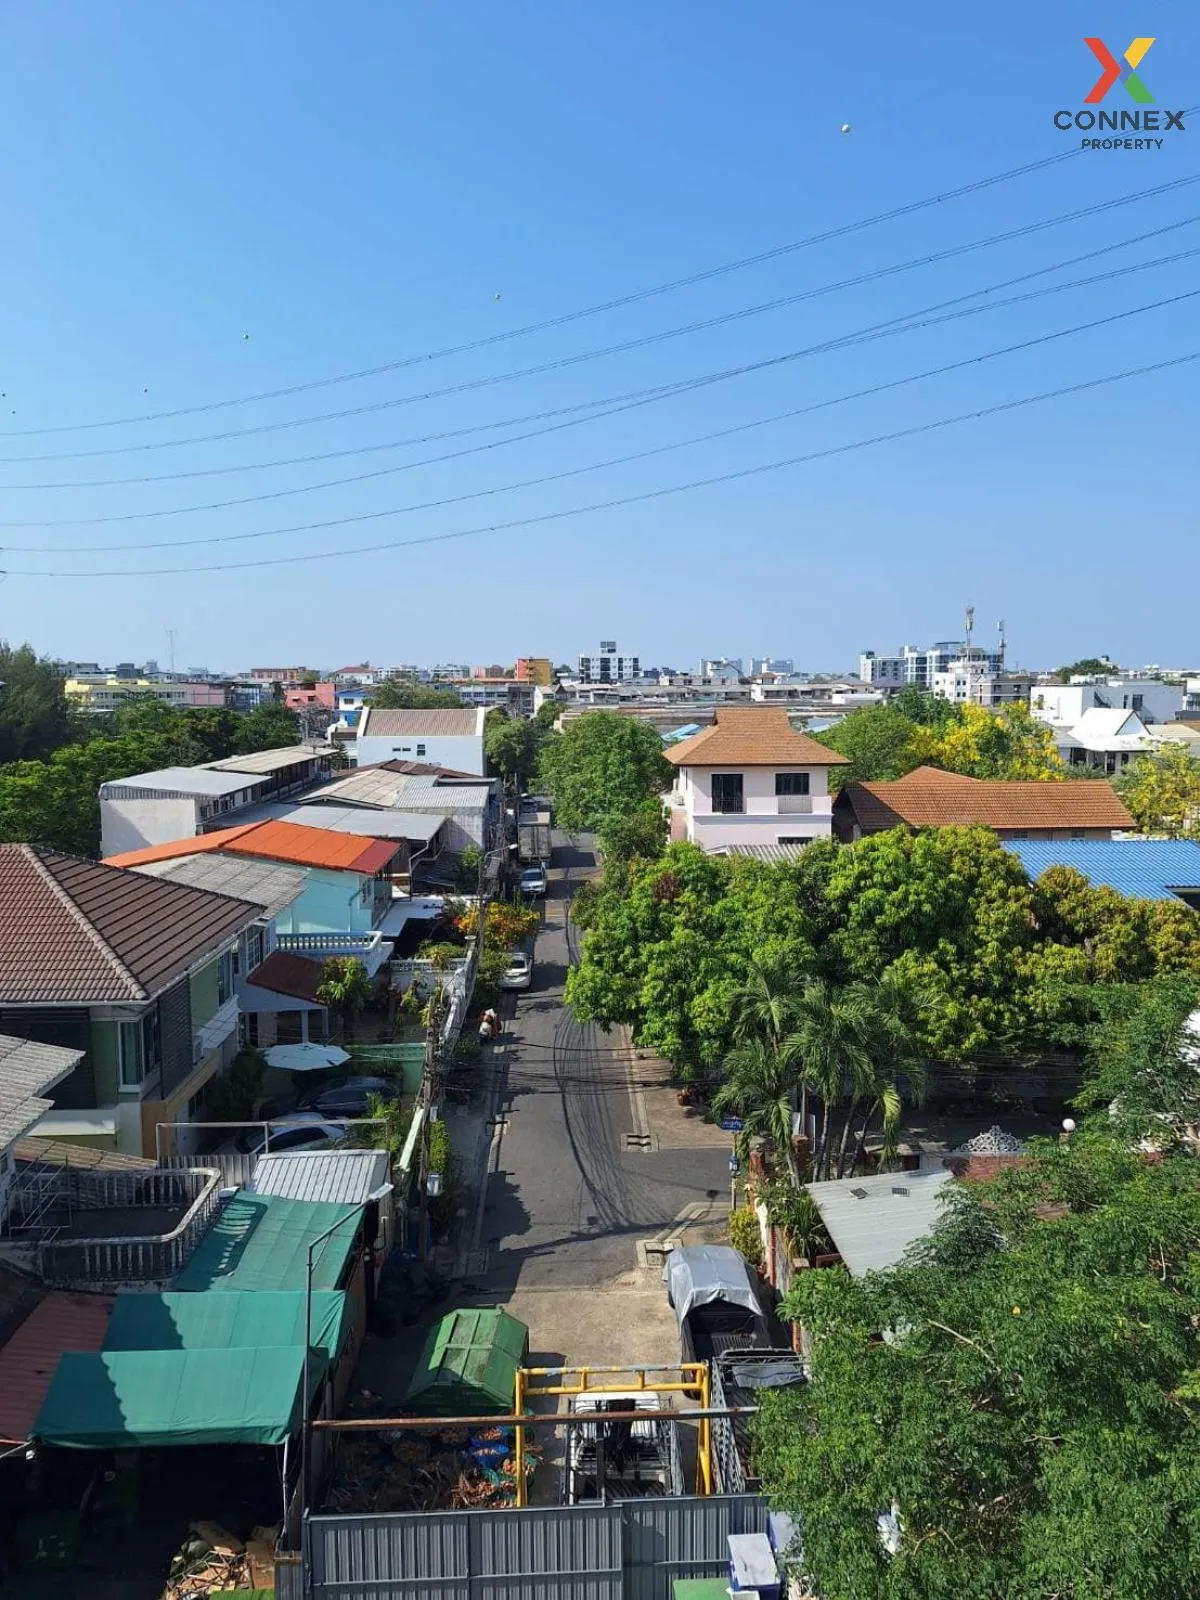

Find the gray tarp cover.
xmin=664 ymin=1245 xmax=763 ymax=1329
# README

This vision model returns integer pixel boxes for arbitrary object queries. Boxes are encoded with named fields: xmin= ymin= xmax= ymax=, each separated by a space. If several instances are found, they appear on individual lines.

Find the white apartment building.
xmin=750 ymin=657 xmax=794 ymax=676
xmin=664 ymin=707 xmax=849 ymax=854
xmin=700 ymin=657 xmax=744 ymax=677
xmin=860 ymin=641 xmax=1003 ymax=690
xmin=1031 ymin=677 xmax=1183 ymax=729
xmin=577 ymin=640 xmax=640 ymax=684
xmin=931 ymin=664 xmax=1035 ymax=708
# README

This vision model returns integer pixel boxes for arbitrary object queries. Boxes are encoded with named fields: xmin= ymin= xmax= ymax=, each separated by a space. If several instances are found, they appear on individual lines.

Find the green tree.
xmin=594 ymin=801 xmax=667 ymax=889
xmin=755 ymin=1137 xmax=1200 ymax=1600
xmin=368 ymin=678 xmax=464 ymax=710
xmin=0 ymin=643 xmax=73 ymax=762
xmin=233 ymin=702 xmax=301 ymax=752
xmin=1075 ymin=976 xmax=1200 ymax=1152
xmin=316 ymin=956 xmax=373 ymax=1040
xmin=484 ymin=710 xmax=541 ymax=791
xmin=1056 ymin=655 xmax=1116 ymax=683
xmin=813 ymin=703 xmax=927 ymax=787
xmin=713 ymin=1037 xmax=802 ymax=1181
xmin=536 ymin=711 xmax=671 ymax=832
xmin=1117 ymin=742 xmax=1200 ymax=837
xmin=928 ymin=701 xmax=1064 ymax=780
xmin=534 ymin=699 xmax=562 ymax=732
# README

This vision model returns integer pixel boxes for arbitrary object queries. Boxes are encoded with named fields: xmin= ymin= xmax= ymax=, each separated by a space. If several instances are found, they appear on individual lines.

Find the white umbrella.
xmin=264 ymin=1043 xmax=351 ymax=1073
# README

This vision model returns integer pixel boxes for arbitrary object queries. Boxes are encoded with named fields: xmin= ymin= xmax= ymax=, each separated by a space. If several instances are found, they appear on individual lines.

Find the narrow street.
xmin=464 ymin=834 xmax=732 ymax=1364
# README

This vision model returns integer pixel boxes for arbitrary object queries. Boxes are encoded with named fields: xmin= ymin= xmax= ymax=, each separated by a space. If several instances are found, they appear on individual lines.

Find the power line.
xmin=8 ymin=215 xmax=1198 ymax=532
xmin=9 ymin=349 xmax=1195 ymax=579
xmin=10 ymin=281 xmax=1195 ymax=552
xmin=1 ymin=175 xmax=1195 ymax=465
xmin=0 ymin=145 xmax=1103 ymax=439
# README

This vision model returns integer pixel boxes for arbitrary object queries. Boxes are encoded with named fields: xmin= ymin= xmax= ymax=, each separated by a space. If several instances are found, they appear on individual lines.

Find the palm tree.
xmin=787 ymin=979 xmax=876 ymax=1181
xmin=711 ymin=1037 xmax=801 ymax=1183
xmin=316 ymin=956 xmax=372 ymax=1041
xmin=730 ymin=953 xmax=809 ymax=1133
xmin=846 ymin=971 xmax=926 ymax=1177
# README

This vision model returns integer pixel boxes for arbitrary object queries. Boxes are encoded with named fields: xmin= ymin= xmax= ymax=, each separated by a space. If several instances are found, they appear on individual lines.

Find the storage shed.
xmin=401 ymin=1308 xmax=528 ymax=1416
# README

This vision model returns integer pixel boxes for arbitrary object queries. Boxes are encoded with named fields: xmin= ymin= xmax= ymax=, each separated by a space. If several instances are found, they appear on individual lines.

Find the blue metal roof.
xmin=662 ymin=723 xmax=703 ymax=744
xmin=1004 ymin=838 xmax=1200 ymax=901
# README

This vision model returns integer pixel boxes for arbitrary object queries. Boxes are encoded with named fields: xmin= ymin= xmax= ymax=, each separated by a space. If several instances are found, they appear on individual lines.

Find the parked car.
xmin=500 ymin=951 xmax=533 ymax=990
xmin=519 ymin=865 xmax=548 ymax=897
xmin=234 ymin=1113 xmax=348 ymax=1157
xmin=298 ymin=1075 xmax=400 ymax=1120
xmin=664 ymin=1244 xmax=771 ymax=1362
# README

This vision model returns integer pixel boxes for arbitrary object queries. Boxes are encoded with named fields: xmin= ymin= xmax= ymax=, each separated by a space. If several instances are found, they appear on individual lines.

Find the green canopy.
xmin=34 ymin=1347 xmax=314 ymax=1449
xmin=175 ymin=1191 xmax=362 ymax=1293
xmin=402 ymin=1308 xmax=528 ymax=1416
xmin=103 ymin=1290 xmax=352 ymax=1364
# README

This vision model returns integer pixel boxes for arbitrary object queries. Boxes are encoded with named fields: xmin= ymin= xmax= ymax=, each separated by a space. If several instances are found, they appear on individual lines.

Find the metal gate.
xmin=301 ymin=1494 xmax=767 ymax=1599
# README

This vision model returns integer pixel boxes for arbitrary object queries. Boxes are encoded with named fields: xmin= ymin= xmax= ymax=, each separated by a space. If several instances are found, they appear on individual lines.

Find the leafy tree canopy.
xmin=368 ymin=678 xmax=464 ymax=710
xmin=0 ymin=642 xmax=73 ymax=763
xmin=484 ymin=711 xmax=542 ymax=791
xmin=537 ymin=711 xmax=671 ymax=832
xmin=817 ymin=698 xmax=1063 ymax=786
xmin=1116 ymin=743 xmax=1200 ymax=838
xmin=812 ymin=704 xmax=927 ymax=788
xmin=755 ymin=1136 xmax=1200 ymax=1600
xmin=1057 ymin=655 xmax=1117 ymax=683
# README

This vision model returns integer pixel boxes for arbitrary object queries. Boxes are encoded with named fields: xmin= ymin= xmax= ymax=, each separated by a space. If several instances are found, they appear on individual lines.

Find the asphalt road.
xmin=474 ymin=833 xmax=730 ymax=1293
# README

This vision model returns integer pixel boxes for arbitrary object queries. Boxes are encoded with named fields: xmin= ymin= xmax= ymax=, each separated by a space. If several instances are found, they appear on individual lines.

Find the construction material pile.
xmin=326 ymin=1422 xmax=540 ymax=1514
xmin=162 ymin=1522 xmax=278 ymax=1597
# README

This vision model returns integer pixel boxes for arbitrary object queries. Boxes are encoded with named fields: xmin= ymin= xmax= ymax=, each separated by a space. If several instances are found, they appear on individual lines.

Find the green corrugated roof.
xmin=175 ymin=1191 xmax=362 ymax=1293
xmin=34 ymin=1347 xmax=313 ymax=1449
xmin=103 ymin=1289 xmax=352 ymax=1363
xmin=402 ymin=1308 xmax=528 ymax=1416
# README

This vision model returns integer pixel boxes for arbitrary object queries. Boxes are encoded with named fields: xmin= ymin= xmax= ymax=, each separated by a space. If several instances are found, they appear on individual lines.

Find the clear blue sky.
xmin=0 ymin=2 xmax=1196 ymax=675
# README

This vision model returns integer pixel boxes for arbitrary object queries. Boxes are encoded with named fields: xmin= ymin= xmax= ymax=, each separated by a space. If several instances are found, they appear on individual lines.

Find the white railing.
xmin=194 ymin=995 xmax=239 ymax=1061
xmin=37 ymin=1166 xmax=223 ymax=1288
xmin=276 ymin=931 xmax=387 ymax=958
xmin=777 ymin=795 xmax=814 ymax=814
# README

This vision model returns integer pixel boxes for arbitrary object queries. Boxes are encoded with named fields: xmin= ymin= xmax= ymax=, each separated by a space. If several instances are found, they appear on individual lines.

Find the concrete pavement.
xmin=463 ymin=835 xmax=733 ymax=1366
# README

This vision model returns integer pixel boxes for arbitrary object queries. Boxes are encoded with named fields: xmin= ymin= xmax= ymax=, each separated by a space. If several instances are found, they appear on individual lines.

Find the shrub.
xmin=761 ymin=1179 xmax=833 ymax=1261
xmin=728 ymin=1204 xmax=765 ymax=1272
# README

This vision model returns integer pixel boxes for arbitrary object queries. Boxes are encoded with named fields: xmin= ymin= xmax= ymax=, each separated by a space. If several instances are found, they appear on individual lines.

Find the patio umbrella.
xmin=263 ymin=1043 xmax=351 ymax=1073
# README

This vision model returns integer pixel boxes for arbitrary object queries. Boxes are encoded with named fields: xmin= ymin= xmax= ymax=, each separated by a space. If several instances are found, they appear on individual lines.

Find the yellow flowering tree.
xmin=929 ymin=701 xmax=1064 ymax=780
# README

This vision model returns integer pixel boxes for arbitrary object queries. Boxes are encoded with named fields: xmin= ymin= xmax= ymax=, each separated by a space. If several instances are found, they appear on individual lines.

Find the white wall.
xmin=1032 ymin=679 xmax=1184 ymax=728
xmin=353 ymin=731 xmax=486 ymax=774
xmin=100 ymin=795 xmax=200 ymax=858
xmin=677 ymin=764 xmax=834 ymax=850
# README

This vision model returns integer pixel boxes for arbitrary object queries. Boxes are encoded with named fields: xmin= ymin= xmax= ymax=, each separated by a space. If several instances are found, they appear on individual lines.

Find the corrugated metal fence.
xmin=295 ymin=1495 xmax=768 ymax=1599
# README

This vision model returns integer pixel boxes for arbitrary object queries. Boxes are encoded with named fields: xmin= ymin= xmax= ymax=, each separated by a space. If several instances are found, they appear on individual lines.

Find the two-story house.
xmin=0 ymin=845 xmax=261 ymax=1158
xmin=353 ymin=707 xmax=488 ymax=774
xmin=664 ymin=707 xmax=849 ymax=854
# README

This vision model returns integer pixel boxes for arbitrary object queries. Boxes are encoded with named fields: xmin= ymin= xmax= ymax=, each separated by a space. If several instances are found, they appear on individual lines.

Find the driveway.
xmin=463 ymin=834 xmax=733 ymax=1369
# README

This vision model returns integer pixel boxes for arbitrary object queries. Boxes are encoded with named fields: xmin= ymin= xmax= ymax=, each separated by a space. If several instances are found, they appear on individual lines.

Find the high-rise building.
xmin=860 ymin=639 xmax=1004 ymax=690
xmin=701 ymin=656 xmax=744 ymax=677
xmin=577 ymin=640 xmax=639 ymax=683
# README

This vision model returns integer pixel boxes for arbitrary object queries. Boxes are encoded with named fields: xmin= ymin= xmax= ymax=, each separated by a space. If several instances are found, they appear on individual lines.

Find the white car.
xmin=234 ymin=1113 xmax=348 ymax=1157
xmin=519 ymin=866 xmax=548 ymax=897
xmin=500 ymin=951 xmax=533 ymax=990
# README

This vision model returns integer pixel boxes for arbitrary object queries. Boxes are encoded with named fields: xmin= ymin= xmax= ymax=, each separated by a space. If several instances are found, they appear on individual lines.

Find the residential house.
xmin=329 ymin=665 xmax=380 ymax=687
xmin=1004 ymin=838 xmax=1200 ymax=910
xmin=0 ymin=1035 xmax=86 ymax=1225
xmin=833 ymin=766 xmax=1133 ymax=842
xmin=353 ymin=707 xmax=488 ymax=775
xmin=1031 ymin=677 xmax=1184 ymax=729
xmin=291 ymin=762 xmax=503 ymax=854
xmin=98 ymin=745 xmax=334 ymax=856
xmin=805 ymin=1169 xmax=954 ymax=1277
xmin=0 ymin=845 xmax=261 ymax=1158
xmin=245 ymin=667 xmax=316 ymax=685
xmin=930 ymin=663 xmax=1035 ymax=707
xmin=65 ymin=677 xmax=231 ymax=714
xmin=444 ymin=678 xmax=535 ymax=717
xmin=664 ymin=707 xmax=849 ymax=852
xmin=106 ymin=818 xmax=408 ymax=976
xmin=283 ymin=682 xmax=336 ymax=713
xmin=1053 ymin=708 xmax=1155 ymax=773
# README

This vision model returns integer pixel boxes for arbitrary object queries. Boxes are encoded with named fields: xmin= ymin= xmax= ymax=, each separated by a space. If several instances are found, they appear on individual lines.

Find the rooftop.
xmin=805 ymin=1168 xmax=954 ymax=1277
xmin=0 ymin=846 xmax=260 ymax=1006
xmin=0 ymin=1035 xmax=84 ymax=1150
xmin=243 ymin=950 xmax=328 ymax=1005
xmin=249 ymin=1148 xmax=391 ymax=1206
xmin=838 ymin=766 xmax=1133 ymax=832
xmin=1005 ymin=838 xmax=1200 ymax=901
xmin=106 ymin=818 xmax=401 ymax=877
xmin=665 ymin=707 xmax=850 ymax=768
xmin=98 ymin=766 xmax=259 ymax=799
xmin=204 ymin=743 xmax=329 ymax=776
xmin=0 ymin=1290 xmax=113 ymax=1446
xmin=174 ymin=1190 xmax=363 ymax=1293
xmin=359 ymin=707 xmax=485 ymax=737
xmin=126 ymin=852 xmax=306 ymax=919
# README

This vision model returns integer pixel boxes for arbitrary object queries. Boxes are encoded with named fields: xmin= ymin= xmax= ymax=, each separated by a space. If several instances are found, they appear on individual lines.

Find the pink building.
xmin=284 ymin=682 xmax=337 ymax=712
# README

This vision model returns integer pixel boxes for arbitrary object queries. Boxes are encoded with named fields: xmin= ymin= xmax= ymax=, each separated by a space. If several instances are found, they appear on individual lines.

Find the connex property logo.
xmin=1054 ymin=36 xmax=1185 ymax=149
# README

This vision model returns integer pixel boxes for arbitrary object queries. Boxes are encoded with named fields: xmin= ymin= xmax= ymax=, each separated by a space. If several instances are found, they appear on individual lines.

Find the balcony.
xmin=777 ymin=794 xmax=814 ymax=814
xmin=275 ymin=929 xmax=394 ymax=977
xmin=193 ymin=995 xmax=239 ymax=1062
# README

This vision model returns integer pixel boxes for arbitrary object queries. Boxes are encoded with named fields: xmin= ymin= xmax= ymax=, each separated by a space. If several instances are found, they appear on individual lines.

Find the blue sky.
xmin=0 ymin=2 xmax=1196 ymax=674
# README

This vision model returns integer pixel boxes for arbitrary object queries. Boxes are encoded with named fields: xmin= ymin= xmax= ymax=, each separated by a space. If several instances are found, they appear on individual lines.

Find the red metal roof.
xmin=0 ymin=1291 xmax=113 ymax=1445
xmin=108 ymin=819 xmax=399 ymax=877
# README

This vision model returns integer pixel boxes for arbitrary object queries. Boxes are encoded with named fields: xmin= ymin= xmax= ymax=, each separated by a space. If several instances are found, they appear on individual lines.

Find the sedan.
xmin=500 ymin=951 xmax=533 ymax=990
xmin=299 ymin=1075 xmax=401 ymax=1120
xmin=234 ymin=1113 xmax=348 ymax=1157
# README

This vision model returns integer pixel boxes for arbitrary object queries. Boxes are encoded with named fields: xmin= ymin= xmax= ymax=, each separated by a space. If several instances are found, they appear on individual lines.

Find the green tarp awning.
xmin=34 ymin=1347 xmax=314 ymax=1449
xmin=103 ymin=1290 xmax=352 ymax=1364
xmin=402 ymin=1308 xmax=529 ymax=1416
xmin=174 ymin=1191 xmax=362 ymax=1293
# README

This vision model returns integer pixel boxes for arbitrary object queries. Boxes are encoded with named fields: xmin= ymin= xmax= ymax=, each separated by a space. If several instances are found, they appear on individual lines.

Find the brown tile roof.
xmin=362 ymin=708 xmax=482 ymax=737
xmin=838 ymin=766 xmax=1133 ymax=833
xmin=108 ymin=819 xmax=400 ymax=877
xmin=377 ymin=760 xmax=478 ymax=779
xmin=0 ymin=1290 xmax=113 ymax=1445
xmin=0 ymin=845 xmax=260 ymax=1006
xmin=244 ymin=950 xmax=328 ymax=1005
xmin=664 ymin=707 xmax=850 ymax=768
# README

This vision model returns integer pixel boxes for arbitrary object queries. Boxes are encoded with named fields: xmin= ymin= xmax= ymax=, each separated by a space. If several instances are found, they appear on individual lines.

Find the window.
xmin=775 ymin=772 xmax=810 ymax=797
xmin=416 ymin=743 xmax=426 ymax=757
xmin=118 ymin=1009 xmax=160 ymax=1089
xmin=217 ymin=950 xmax=234 ymax=1007
xmin=711 ymin=773 xmax=744 ymax=814
xmin=778 ymin=837 xmax=811 ymax=847
xmin=245 ymin=926 xmax=264 ymax=974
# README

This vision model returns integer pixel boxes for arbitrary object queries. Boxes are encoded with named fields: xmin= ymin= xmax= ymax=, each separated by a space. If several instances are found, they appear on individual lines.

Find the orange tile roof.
xmin=838 ymin=766 xmax=1133 ymax=832
xmin=0 ymin=1291 xmax=113 ymax=1445
xmin=107 ymin=819 xmax=400 ymax=876
xmin=665 ymin=707 xmax=850 ymax=768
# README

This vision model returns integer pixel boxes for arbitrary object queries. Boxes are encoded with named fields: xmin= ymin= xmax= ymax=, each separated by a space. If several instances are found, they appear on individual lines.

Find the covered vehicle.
xmin=299 ymin=1075 xmax=400 ymax=1119
xmin=663 ymin=1245 xmax=770 ymax=1362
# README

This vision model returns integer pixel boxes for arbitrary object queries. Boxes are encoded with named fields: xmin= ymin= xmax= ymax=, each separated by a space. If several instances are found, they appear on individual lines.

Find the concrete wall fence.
xmin=290 ymin=1494 xmax=769 ymax=1600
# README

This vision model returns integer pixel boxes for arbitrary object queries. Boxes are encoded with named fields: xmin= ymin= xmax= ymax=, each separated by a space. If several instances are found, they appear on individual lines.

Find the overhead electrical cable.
xmin=0 ymin=175 xmax=1195 ymax=465
xmin=0 ymin=144 xmax=1119 ymax=438
xmin=9 ymin=350 xmax=1195 ymax=579
xmin=11 ymin=285 xmax=1194 ymax=551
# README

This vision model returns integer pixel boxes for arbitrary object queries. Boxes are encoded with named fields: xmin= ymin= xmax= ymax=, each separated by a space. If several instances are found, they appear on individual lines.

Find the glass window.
xmin=118 ymin=1020 xmax=145 ymax=1088
xmin=416 ymin=743 xmax=426 ymax=756
xmin=711 ymin=773 xmax=744 ymax=815
xmin=246 ymin=927 xmax=264 ymax=973
xmin=217 ymin=950 xmax=234 ymax=1006
xmin=775 ymin=772 xmax=810 ymax=796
